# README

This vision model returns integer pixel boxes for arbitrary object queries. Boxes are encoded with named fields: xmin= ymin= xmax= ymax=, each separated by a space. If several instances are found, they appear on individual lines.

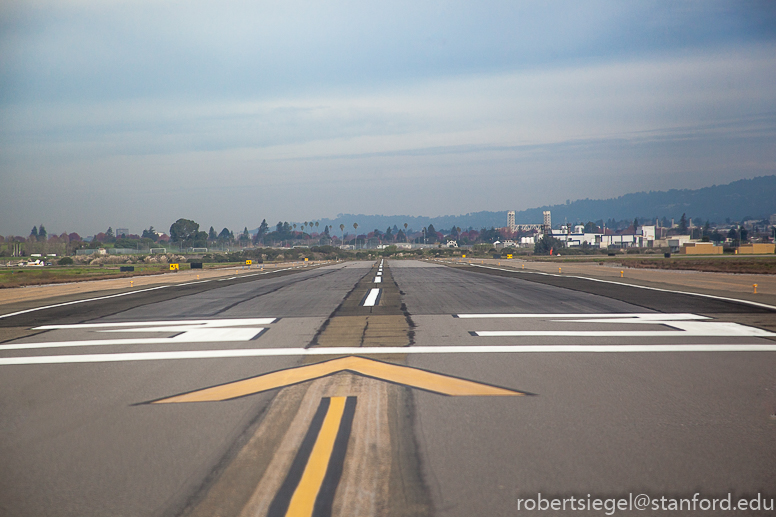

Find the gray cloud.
xmin=1 ymin=1 xmax=775 ymax=236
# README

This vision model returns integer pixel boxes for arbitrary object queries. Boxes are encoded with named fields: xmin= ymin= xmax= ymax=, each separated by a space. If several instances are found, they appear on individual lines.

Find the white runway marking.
xmin=3 ymin=318 xmax=276 ymax=351
xmin=3 ymin=344 xmax=776 ymax=365
xmin=0 ymin=329 xmax=267 ymax=351
xmin=363 ymin=288 xmax=381 ymax=306
xmin=0 ymin=286 xmax=169 ymax=320
xmin=456 ymin=313 xmax=707 ymax=320
xmin=474 ymin=328 xmax=774 ymax=337
xmin=470 ymin=264 xmax=776 ymax=311
xmin=0 ymin=267 xmax=298 ymax=320
xmin=34 ymin=318 xmax=277 ymax=330
xmin=374 ymin=277 xmax=382 ymax=283
xmin=463 ymin=313 xmax=775 ymax=338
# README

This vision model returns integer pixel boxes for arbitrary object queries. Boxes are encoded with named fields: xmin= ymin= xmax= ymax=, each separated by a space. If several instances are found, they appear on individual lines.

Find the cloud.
xmin=1 ymin=2 xmax=775 ymax=235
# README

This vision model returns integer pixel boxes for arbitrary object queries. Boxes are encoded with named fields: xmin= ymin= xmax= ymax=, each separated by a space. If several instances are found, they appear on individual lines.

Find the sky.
xmin=1 ymin=1 xmax=775 ymax=237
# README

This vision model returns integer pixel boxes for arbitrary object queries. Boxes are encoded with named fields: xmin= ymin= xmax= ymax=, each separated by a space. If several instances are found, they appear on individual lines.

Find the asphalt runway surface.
xmin=1 ymin=260 xmax=774 ymax=516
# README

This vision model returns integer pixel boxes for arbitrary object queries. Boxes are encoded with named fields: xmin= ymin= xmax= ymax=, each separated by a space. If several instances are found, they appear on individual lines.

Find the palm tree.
xmin=404 ymin=223 xmax=408 ymax=243
xmin=353 ymin=223 xmax=359 ymax=248
xmin=339 ymin=224 xmax=345 ymax=246
xmin=315 ymin=221 xmax=319 ymax=232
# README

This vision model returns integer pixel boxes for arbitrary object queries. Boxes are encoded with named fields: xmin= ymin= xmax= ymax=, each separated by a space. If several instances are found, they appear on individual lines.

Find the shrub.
xmin=58 ymin=257 xmax=74 ymax=265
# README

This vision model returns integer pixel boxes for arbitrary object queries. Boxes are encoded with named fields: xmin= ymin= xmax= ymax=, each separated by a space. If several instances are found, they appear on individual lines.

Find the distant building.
xmin=507 ymin=211 xmax=516 ymax=231
xmin=542 ymin=211 xmax=551 ymax=233
xmin=493 ymin=240 xmax=516 ymax=249
xmin=737 ymin=243 xmax=776 ymax=255
xmin=637 ymin=225 xmax=656 ymax=240
xmin=667 ymin=235 xmax=692 ymax=252
xmin=770 ymin=214 xmax=776 ymax=226
xmin=116 ymin=228 xmax=129 ymax=238
xmin=681 ymin=242 xmax=722 ymax=255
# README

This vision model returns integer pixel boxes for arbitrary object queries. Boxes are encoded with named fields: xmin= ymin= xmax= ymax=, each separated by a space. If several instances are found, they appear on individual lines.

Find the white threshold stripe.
xmin=34 ymin=318 xmax=277 ymax=329
xmin=470 ymin=264 xmax=776 ymax=312
xmin=374 ymin=277 xmax=382 ymax=283
xmin=0 ymin=328 xmax=267 ymax=350
xmin=3 ymin=344 xmax=776 ymax=365
xmin=363 ymin=288 xmax=381 ymax=306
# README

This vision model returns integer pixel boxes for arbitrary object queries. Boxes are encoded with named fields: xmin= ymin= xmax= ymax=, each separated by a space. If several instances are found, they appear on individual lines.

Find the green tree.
xmin=114 ymin=237 xmax=138 ymax=249
xmin=239 ymin=227 xmax=250 ymax=245
xmin=142 ymin=227 xmax=159 ymax=241
xmin=534 ymin=234 xmax=563 ymax=255
xmin=169 ymin=219 xmax=200 ymax=244
xmin=254 ymin=219 xmax=269 ymax=244
xmin=678 ymin=213 xmax=688 ymax=233
xmin=426 ymin=224 xmax=437 ymax=243
xmin=208 ymin=226 xmax=217 ymax=241
xmin=218 ymin=227 xmax=232 ymax=242
xmin=30 ymin=226 xmax=38 ymax=240
xmin=353 ymin=223 xmax=359 ymax=247
xmin=38 ymin=224 xmax=47 ymax=241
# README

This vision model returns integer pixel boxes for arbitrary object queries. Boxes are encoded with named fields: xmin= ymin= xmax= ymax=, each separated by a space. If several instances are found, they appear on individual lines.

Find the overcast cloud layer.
xmin=2 ymin=1 xmax=775 ymax=236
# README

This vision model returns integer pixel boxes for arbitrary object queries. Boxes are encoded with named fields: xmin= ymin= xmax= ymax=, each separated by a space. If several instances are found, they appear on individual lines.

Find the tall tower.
xmin=507 ymin=211 xmax=515 ymax=231
xmin=542 ymin=211 xmax=551 ymax=233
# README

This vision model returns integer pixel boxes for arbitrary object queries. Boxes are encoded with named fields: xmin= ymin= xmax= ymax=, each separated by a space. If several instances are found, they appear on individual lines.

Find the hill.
xmin=278 ymin=175 xmax=776 ymax=233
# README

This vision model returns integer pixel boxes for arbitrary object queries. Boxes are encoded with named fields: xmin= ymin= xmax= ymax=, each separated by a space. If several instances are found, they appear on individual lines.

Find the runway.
xmin=1 ymin=260 xmax=774 ymax=516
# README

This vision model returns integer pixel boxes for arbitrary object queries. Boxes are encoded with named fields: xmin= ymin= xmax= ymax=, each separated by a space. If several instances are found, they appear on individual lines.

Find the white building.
xmin=667 ymin=235 xmax=692 ymax=251
xmin=507 ymin=211 xmax=516 ymax=231
xmin=548 ymin=225 xmax=657 ymax=249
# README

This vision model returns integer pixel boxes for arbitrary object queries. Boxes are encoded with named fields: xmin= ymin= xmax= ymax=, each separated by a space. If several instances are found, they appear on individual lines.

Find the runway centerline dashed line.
xmin=362 ymin=288 xmax=381 ymax=307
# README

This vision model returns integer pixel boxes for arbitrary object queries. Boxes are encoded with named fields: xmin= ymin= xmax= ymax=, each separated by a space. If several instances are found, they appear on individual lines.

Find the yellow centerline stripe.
xmin=152 ymin=356 xmax=523 ymax=403
xmin=286 ymin=396 xmax=347 ymax=516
